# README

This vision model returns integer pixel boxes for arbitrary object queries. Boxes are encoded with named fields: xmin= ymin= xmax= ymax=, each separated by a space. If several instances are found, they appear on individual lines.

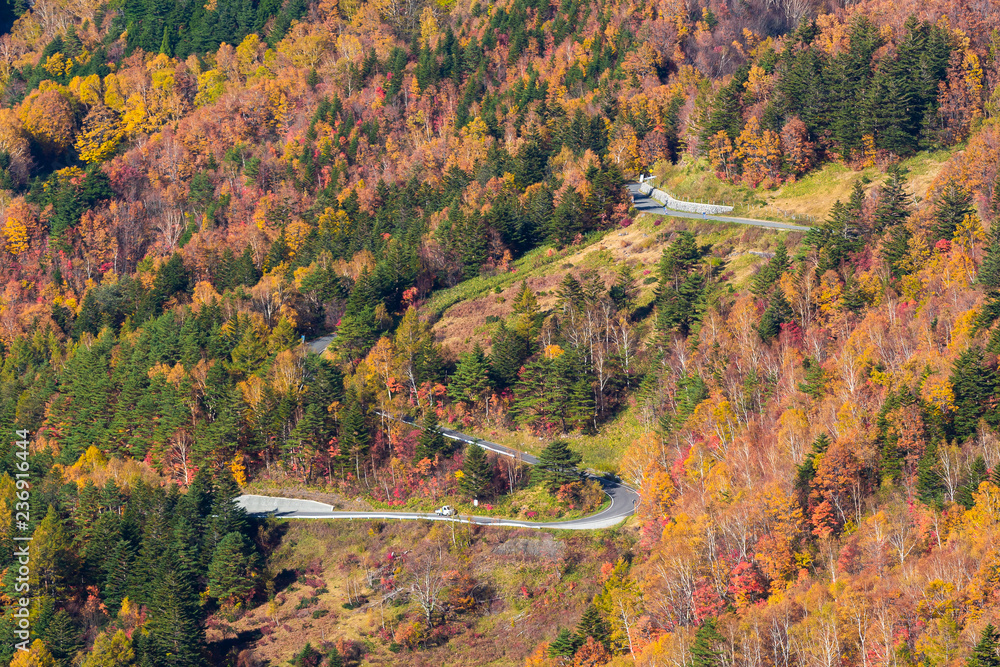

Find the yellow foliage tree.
xmin=102 ymin=73 xmax=126 ymax=111
xmin=2 ymin=198 xmax=39 ymax=256
xmin=708 ymin=130 xmax=736 ymax=181
xmin=19 ymin=88 xmax=76 ymax=158
xmin=236 ymin=34 xmax=264 ymax=79
xmin=230 ymin=454 xmax=247 ymax=487
xmin=9 ymin=640 xmax=57 ymax=667
xmin=607 ymin=123 xmax=641 ymax=173
xmin=75 ymin=104 xmax=125 ymax=164
xmin=285 ymin=219 xmax=312 ymax=258
xmin=735 ymin=116 xmax=782 ymax=187
xmin=70 ymin=73 xmax=104 ymax=106
xmin=195 ymin=69 xmax=227 ymax=107
xmin=594 ymin=557 xmax=644 ymax=655
xmin=80 ymin=631 xmax=135 ymax=666
xmin=0 ymin=109 xmax=31 ymax=185
xmin=42 ymin=52 xmax=71 ymax=77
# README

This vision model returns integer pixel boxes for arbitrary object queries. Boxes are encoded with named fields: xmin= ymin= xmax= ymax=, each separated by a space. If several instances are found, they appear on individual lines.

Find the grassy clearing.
xmin=443 ymin=404 xmax=652 ymax=474
xmin=654 ymin=148 xmax=956 ymax=225
xmin=430 ymin=209 xmax=803 ymax=354
xmin=650 ymin=156 xmax=765 ymax=212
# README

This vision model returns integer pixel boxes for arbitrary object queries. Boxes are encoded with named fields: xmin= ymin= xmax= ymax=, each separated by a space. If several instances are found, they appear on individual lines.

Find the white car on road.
xmin=435 ymin=505 xmax=456 ymax=516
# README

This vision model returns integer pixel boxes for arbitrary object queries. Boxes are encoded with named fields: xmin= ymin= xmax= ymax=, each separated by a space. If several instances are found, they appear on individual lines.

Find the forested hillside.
xmin=4 ymin=0 xmax=1000 ymax=664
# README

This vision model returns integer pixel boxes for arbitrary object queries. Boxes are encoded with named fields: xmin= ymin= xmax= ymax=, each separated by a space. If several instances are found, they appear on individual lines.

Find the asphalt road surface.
xmin=628 ymin=183 xmax=810 ymax=232
xmin=307 ymin=333 xmax=337 ymax=354
xmin=237 ymin=416 xmax=640 ymax=530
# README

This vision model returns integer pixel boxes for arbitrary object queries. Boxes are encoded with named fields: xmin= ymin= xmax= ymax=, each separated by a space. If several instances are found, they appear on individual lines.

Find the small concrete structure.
xmin=637 ymin=182 xmax=734 ymax=215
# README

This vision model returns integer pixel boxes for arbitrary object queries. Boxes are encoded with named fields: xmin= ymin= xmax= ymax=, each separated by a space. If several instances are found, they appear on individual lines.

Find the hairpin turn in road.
xmin=238 ymin=416 xmax=640 ymax=530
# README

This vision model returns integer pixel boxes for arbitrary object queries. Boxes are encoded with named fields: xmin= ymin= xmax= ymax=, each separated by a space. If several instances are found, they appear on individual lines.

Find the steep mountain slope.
xmin=3 ymin=0 xmax=1000 ymax=665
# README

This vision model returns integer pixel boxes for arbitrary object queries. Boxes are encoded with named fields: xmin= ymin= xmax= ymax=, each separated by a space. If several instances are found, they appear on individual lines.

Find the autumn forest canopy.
xmin=5 ymin=0 xmax=1000 ymax=664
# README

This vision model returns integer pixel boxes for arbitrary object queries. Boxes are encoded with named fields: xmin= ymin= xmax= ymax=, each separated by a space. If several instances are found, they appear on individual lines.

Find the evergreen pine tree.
xmin=701 ymin=71 xmax=747 ymax=143
xmin=546 ymin=189 xmax=584 ymax=248
xmin=131 ymin=506 xmax=173 ymax=604
xmin=415 ymin=408 xmax=448 ymax=461
xmin=459 ymin=214 xmax=488 ymax=279
xmin=794 ymin=433 xmax=831 ymax=511
xmin=548 ymin=627 xmax=582 ymax=658
xmin=568 ymin=378 xmax=595 ymax=433
xmin=808 ymin=180 xmax=867 ymax=272
xmin=608 ymin=263 xmax=638 ymax=313
xmin=968 ymin=624 xmax=1000 ymax=667
xmin=873 ymin=166 xmax=912 ymax=233
xmin=42 ymin=610 xmax=81 ymax=667
xmin=881 ymin=223 xmax=913 ymax=280
xmin=459 ymin=443 xmax=492 ymax=500
xmin=532 ymin=440 xmax=583 ymax=491
xmin=950 ymin=346 xmax=997 ymax=442
xmin=205 ymin=469 xmax=248 ymax=559
xmin=102 ymin=539 xmax=135 ymax=613
xmin=751 ymin=242 xmax=790 ymax=296
xmin=511 ymin=357 xmax=552 ymax=431
xmin=171 ymin=516 xmax=203 ymax=607
xmin=979 ymin=223 xmax=1000 ymax=327
xmin=232 ymin=247 xmax=261 ymax=288
xmin=287 ymin=402 xmax=323 ymax=471
xmin=877 ymin=390 xmax=910 ymax=484
xmin=179 ymin=317 xmax=203 ymax=369
xmin=448 ymin=344 xmax=491 ymax=408
xmin=797 ymin=357 xmax=827 ymax=399
xmin=326 ymin=645 xmax=344 ymax=667
xmin=514 ymin=131 xmax=549 ymax=187
xmin=336 ymin=270 xmax=379 ymax=360
xmin=229 ymin=326 xmax=268 ymax=377
xmin=511 ymin=280 xmax=541 ymax=341
xmin=267 ymin=317 xmax=298 ymax=353
xmin=655 ymin=232 xmax=713 ymax=337
xmin=575 ymin=604 xmax=611 ymax=650
xmin=145 ymin=566 xmax=206 ymax=667
xmin=182 ymin=466 xmax=214 ymax=528
xmin=207 ymin=532 xmax=257 ymax=604
xmin=339 ymin=389 xmax=369 ymax=478
xmin=291 ymin=644 xmax=323 ymax=667
xmin=159 ymin=26 xmax=171 ymax=55
xmin=982 ymin=224 xmax=1000 ymax=291
xmin=488 ymin=322 xmax=528 ymax=390
xmin=691 ymin=618 xmax=725 ymax=667
xmin=916 ymin=440 xmax=945 ymax=507
xmin=957 ymin=456 xmax=989 ymax=509
xmin=75 ymin=480 xmax=101 ymax=536
xmin=82 ymin=509 xmax=120 ymax=584
xmin=757 ymin=289 xmax=794 ymax=342
xmin=932 ymin=181 xmax=973 ymax=242
xmin=555 ymin=273 xmax=585 ymax=316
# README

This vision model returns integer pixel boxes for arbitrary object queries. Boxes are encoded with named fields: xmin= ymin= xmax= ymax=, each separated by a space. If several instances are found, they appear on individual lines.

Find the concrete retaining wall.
xmin=238 ymin=494 xmax=335 ymax=514
xmin=638 ymin=182 xmax=734 ymax=215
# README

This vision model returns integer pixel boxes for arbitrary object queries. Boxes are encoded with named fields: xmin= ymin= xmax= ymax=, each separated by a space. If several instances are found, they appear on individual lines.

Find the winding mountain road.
xmin=264 ymin=182 xmax=796 ymax=529
xmin=237 ymin=416 xmax=640 ymax=530
xmin=628 ymin=183 xmax=810 ymax=232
